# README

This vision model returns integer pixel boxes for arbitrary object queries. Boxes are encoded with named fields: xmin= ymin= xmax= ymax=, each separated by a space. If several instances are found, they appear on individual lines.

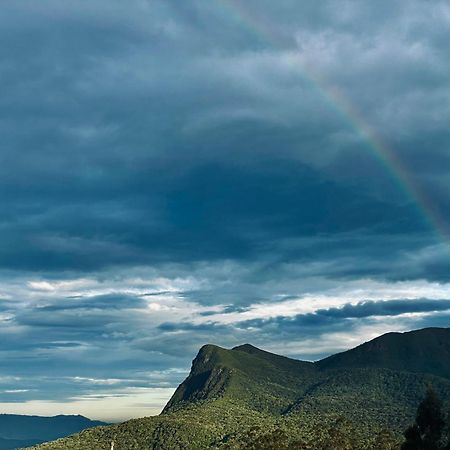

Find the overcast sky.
xmin=0 ymin=0 xmax=450 ymax=422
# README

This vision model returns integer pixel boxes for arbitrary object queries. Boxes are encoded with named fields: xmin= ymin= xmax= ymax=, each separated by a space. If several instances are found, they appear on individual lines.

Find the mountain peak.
xmin=233 ymin=343 xmax=257 ymax=350
xmin=163 ymin=341 xmax=316 ymax=414
xmin=162 ymin=345 xmax=234 ymax=413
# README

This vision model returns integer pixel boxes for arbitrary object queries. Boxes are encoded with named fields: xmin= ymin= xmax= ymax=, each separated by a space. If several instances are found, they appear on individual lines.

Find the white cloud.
xmin=197 ymin=278 xmax=450 ymax=325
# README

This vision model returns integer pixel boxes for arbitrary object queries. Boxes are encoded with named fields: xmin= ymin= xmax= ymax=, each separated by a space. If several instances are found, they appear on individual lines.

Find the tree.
xmin=402 ymin=386 xmax=446 ymax=450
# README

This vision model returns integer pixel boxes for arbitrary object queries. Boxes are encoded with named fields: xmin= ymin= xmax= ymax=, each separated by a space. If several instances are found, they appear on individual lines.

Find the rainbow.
xmin=215 ymin=0 xmax=449 ymax=243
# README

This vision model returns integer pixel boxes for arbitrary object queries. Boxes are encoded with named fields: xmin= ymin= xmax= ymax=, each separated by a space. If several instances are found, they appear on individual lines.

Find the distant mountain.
xmin=317 ymin=327 xmax=450 ymax=378
xmin=26 ymin=327 xmax=450 ymax=450
xmin=0 ymin=415 xmax=106 ymax=450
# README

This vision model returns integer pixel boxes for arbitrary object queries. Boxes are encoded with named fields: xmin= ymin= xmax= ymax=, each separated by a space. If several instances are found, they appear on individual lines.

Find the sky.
xmin=0 ymin=0 xmax=450 ymax=422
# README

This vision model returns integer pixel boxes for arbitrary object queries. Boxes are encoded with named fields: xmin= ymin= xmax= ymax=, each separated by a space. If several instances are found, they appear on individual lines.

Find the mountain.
xmin=25 ymin=327 xmax=450 ymax=450
xmin=0 ymin=415 xmax=106 ymax=450
xmin=163 ymin=343 xmax=316 ymax=415
xmin=317 ymin=327 xmax=450 ymax=378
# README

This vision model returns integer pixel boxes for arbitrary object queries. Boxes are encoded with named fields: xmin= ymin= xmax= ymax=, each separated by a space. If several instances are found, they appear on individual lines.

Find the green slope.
xmin=25 ymin=327 xmax=450 ymax=450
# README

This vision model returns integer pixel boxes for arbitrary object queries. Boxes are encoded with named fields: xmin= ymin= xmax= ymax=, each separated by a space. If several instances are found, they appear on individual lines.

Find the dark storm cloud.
xmin=322 ymin=299 xmax=450 ymax=318
xmin=0 ymin=0 xmax=448 ymax=277
xmin=239 ymin=299 xmax=450 ymax=330
xmin=33 ymin=294 xmax=147 ymax=312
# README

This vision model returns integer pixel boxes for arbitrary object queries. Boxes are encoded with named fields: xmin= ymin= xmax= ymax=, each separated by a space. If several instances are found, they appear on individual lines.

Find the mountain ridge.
xmin=25 ymin=326 xmax=450 ymax=450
